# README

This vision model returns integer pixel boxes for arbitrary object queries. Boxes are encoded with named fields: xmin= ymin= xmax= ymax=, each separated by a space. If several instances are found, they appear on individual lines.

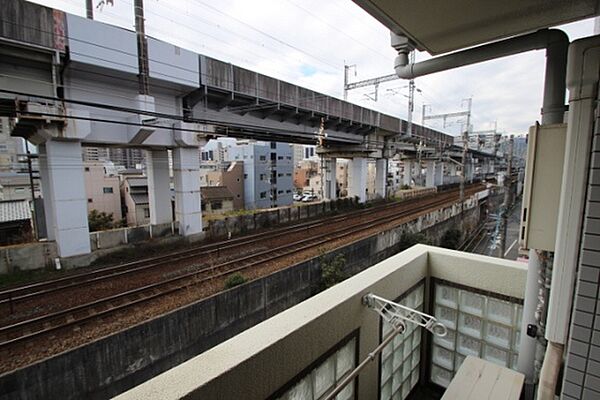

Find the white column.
xmin=434 ymin=162 xmax=444 ymax=186
xmin=466 ymin=159 xmax=475 ymax=182
xmin=449 ymin=163 xmax=458 ymax=176
xmin=324 ymin=157 xmax=337 ymax=200
xmin=146 ymin=149 xmax=172 ymax=225
xmin=173 ymin=147 xmax=202 ymax=236
xmin=41 ymin=139 xmax=91 ymax=257
xmin=348 ymin=157 xmax=367 ymax=203
xmin=375 ymin=158 xmax=387 ymax=198
xmin=425 ymin=161 xmax=436 ymax=187
xmin=403 ymin=160 xmax=412 ymax=186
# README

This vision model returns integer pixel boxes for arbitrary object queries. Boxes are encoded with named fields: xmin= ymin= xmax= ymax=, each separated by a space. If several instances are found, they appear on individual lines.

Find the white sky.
xmin=30 ymin=0 xmax=596 ymax=136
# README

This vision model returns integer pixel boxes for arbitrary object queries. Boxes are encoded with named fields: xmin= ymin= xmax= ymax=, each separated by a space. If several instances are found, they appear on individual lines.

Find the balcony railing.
xmin=116 ymin=245 xmax=527 ymax=400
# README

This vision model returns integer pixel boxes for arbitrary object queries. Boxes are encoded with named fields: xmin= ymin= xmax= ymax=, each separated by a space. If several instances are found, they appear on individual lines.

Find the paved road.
xmin=471 ymin=199 xmax=522 ymax=260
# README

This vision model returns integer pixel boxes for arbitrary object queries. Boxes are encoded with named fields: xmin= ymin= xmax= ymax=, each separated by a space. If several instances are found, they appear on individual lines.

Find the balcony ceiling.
xmin=352 ymin=0 xmax=600 ymax=54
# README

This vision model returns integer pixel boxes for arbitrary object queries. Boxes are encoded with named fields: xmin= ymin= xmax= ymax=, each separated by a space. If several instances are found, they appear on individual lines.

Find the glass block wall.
xmin=430 ymin=281 xmax=523 ymax=388
xmin=380 ymin=283 xmax=425 ymax=400
xmin=276 ymin=336 xmax=356 ymax=400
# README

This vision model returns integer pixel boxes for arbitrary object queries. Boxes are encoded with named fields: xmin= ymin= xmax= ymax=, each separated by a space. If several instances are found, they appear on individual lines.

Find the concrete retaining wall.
xmin=0 ymin=242 xmax=57 ymax=274
xmin=206 ymin=199 xmax=354 ymax=240
xmin=89 ymin=222 xmax=177 ymax=251
xmin=0 ymin=197 xmax=480 ymax=400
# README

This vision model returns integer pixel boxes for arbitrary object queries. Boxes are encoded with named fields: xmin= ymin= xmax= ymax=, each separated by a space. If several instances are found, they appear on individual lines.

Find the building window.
xmin=278 ymin=156 xmax=284 ymax=160
xmin=259 ymin=155 xmax=266 ymax=161
xmin=278 ymin=190 xmax=283 ymax=194
xmin=286 ymin=156 xmax=292 ymax=160
xmin=84 ymin=167 xmax=90 ymax=172
xmin=287 ymin=173 xmax=292 ymax=177
xmin=286 ymin=190 xmax=291 ymax=193
xmin=260 ymin=192 xmax=267 ymax=199
xmin=103 ymin=187 xmax=113 ymax=194
xmin=270 ymin=142 xmax=277 ymax=149
xmin=211 ymin=200 xmax=222 ymax=210
xmin=278 ymin=173 xmax=284 ymax=177
xmin=144 ymin=208 xmax=150 ymax=218
xmin=244 ymin=174 xmax=248 ymax=179
xmin=88 ymin=198 xmax=93 ymax=203
xmin=14 ymin=187 xmax=25 ymax=193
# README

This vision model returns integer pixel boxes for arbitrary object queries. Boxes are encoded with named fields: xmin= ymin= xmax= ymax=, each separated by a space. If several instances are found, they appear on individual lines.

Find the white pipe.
xmin=537 ymin=342 xmax=563 ymax=400
xmin=517 ymin=249 xmax=541 ymax=382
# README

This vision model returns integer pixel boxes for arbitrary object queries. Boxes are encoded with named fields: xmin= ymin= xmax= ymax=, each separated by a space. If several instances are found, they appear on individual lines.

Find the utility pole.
xmin=499 ymin=135 xmax=514 ymax=258
xmin=406 ymin=51 xmax=416 ymax=136
xmin=343 ymin=60 xmax=419 ymax=135
xmin=86 ymin=0 xmax=94 ymax=19
xmin=25 ymin=141 xmax=38 ymax=239
xmin=316 ymin=118 xmax=326 ymax=200
xmin=134 ymin=0 xmax=150 ymax=95
xmin=343 ymin=64 xmax=356 ymax=101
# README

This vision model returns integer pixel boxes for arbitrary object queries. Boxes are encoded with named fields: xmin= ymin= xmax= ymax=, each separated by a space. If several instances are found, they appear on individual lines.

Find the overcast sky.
xmin=31 ymin=0 xmax=596 ymax=136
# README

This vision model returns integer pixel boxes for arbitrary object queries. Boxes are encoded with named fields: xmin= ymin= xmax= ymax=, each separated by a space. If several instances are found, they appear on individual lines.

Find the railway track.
xmin=0 ymin=184 xmax=480 ymax=310
xmin=0 ymin=184 xmax=484 ymax=361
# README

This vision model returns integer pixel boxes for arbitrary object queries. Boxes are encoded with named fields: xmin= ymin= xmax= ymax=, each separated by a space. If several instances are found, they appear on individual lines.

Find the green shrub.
xmin=440 ymin=229 xmax=462 ymax=250
xmin=224 ymin=273 xmax=247 ymax=289
xmin=399 ymin=232 xmax=432 ymax=251
xmin=321 ymin=253 xmax=347 ymax=290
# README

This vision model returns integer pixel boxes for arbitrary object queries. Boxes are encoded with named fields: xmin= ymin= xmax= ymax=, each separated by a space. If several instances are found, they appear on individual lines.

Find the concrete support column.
xmin=146 ymin=149 xmax=172 ymax=225
xmin=434 ymin=162 xmax=443 ymax=186
xmin=375 ymin=158 xmax=387 ymax=198
xmin=173 ymin=147 xmax=202 ymax=236
xmin=425 ymin=161 xmax=436 ymax=187
xmin=465 ymin=159 xmax=474 ymax=182
xmin=403 ymin=160 xmax=412 ymax=186
xmin=348 ymin=157 xmax=367 ymax=203
xmin=449 ymin=163 xmax=458 ymax=176
xmin=324 ymin=157 xmax=337 ymax=200
xmin=39 ymin=140 xmax=91 ymax=257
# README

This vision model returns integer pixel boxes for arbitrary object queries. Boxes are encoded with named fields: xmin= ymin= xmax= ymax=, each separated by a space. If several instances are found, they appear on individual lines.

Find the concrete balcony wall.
xmin=117 ymin=246 xmax=527 ymax=400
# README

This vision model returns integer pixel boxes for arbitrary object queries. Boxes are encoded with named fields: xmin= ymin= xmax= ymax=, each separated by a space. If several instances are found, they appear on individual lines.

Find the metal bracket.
xmin=363 ymin=293 xmax=447 ymax=337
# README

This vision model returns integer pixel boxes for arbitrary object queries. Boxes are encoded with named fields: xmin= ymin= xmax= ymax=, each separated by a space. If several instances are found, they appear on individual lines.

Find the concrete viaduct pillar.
xmin=403 ymin=160 xmax=413 ymax=186
xmin=324 ymin=157 xmax=337 ymax=200
xmin=426 ymin=161 xmax=435 ymax=187
xmin=39 ymin=139 xmax=91 ymax=257
xmin=348 ymin=157 xmax=367 ymax=203
xmin=146 ymin=149 xmax=172 ymax=225
xmin=173 ymin=147 xmax=202 ymax=236
xmin=465 ymin=158 xmax=475 ymax=182
xmin=425 ymin=161 xmax=444 ymax=187
xmin=375 ymin=158 xmax=387 ymax=198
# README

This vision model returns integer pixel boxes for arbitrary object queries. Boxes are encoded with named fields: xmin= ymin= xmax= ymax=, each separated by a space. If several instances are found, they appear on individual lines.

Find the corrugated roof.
xmin=0 ymin=200 xmax=31 ymax=223
xmin=130 ymin=193 xmax=149 ymax=205
xmin=201 ymin=186 xmax=233 ymax=201
xmin=126 ymin=177 xmax=148 ymax=187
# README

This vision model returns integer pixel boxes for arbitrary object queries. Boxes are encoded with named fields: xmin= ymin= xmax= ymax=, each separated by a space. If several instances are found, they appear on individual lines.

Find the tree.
xmin=88 ymin=210 xmax=115 ymax=232
xmin=321 ymin=253 xmax=347 ymax=289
